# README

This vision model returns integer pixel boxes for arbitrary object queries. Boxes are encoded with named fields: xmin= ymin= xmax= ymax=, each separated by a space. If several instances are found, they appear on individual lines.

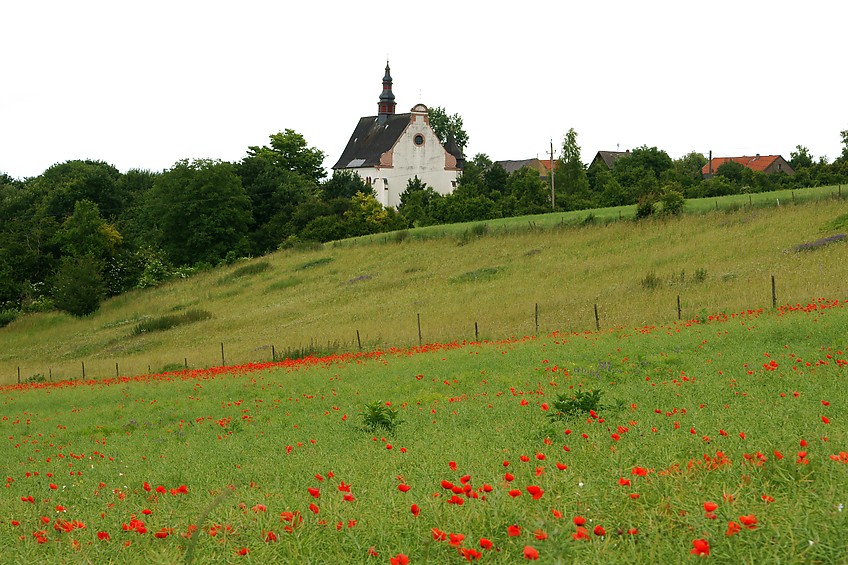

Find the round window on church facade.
xmin=413 ymin=134 xmax=424 ymax=146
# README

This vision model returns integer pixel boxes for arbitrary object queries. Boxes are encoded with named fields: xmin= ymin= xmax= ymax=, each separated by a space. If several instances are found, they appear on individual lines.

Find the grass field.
xmin=2 ymin=298 xmax=847 ymax=563
xmin=2 ymin=190 xmax=848 ymax=384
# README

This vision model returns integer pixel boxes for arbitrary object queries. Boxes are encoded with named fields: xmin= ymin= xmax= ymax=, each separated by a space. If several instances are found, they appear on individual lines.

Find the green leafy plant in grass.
xmin=450 ymin=267 xmax=502 ymax=284
xmin=295 ymin=257 xmax=334 ymax=271
xmin=131 ymin=309 xmax=213 ymax=336
xmin=641 ymin=271 xmax=662 ymax=290
xmin=360 ymin=401 xmax=403 ymax=434
xmin=216 ymin=261 xmax=271 ymax=285
xmin=547 ymin=389 xmax=603 ymax=421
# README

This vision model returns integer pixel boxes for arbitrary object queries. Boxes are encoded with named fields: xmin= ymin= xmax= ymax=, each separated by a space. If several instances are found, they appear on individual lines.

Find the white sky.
xmin=2 ymin=0 xmax=846 ymax=180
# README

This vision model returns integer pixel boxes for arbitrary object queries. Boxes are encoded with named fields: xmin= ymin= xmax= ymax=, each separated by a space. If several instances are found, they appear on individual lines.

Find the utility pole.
xmin=550 ymin=139 xmax=556 ymax=211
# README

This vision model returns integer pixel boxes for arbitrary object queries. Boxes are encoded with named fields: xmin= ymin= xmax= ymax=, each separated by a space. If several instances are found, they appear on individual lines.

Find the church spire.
xmin=378 ymin=60 xmax=396 ymax=121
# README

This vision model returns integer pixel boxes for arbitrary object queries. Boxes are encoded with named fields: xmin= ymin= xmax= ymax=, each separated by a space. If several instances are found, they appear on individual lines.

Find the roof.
xmin=496 ymin=158 xmax=544 ymax=174
xmin=701 ymin=155 xmax=785 ymax=175
xmin=333 ymin=113 xmax=411 ymax=169
xmin=592 ymin=151 xmax=630 ymax=169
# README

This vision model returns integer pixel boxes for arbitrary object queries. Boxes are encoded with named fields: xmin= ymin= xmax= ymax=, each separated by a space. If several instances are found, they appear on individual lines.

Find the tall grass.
xmin=2 ymin=195 xmax=848 ymax=384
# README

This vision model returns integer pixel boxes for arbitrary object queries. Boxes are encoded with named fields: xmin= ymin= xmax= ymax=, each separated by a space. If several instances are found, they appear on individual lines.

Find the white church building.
xmin=332 ymin=63 xmax=464 ymax=208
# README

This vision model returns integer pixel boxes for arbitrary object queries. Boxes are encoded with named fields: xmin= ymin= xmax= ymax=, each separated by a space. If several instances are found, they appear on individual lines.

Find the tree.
xmin=322 ymin=169 xmax=372 ymax=201
xmin=31 ymin=160 xmax=126 ymax=220
xmin=839 ymin=129 xmax=848 ymax=163
xmin=672 ymin=152 xmax=707 ymax=191
xmin=239 ymin=130 xmax=325 ymax=254
xmin=51 ymin=255 xmax=106 ymax=316
xmin=427 ymin=107 xmax=469 ymax=154
xmin=715 ymin=160 xmax=745 ymax=185
xmin=790 ymin=145 xmax=814 ymax=169
xmin=555 ymin=128 xmax=591 ymax=210
xmin=148 ymin=159 xmax=251 ymax=266
xmin=57 ymin=200 xmax=121 ymax=261
xmin=398 ymin=177 xmax=440 ymax=227
xmin=506 ymin=167 xmax=549 ymax=214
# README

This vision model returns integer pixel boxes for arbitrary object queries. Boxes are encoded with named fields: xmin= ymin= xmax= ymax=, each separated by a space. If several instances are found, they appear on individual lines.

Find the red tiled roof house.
xmin=702 ymin=155 xmax=795 ymax=177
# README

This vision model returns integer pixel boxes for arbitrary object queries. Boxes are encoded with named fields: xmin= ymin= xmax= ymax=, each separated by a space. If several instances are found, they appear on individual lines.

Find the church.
xmin=333 ymin=63 xmax=464 ymax=208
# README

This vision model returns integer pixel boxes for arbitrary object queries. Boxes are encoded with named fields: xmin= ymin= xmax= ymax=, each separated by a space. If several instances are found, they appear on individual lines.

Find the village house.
xmin=333 ymin=63 xmax=464 ymax=208
xmin=701 ymin=155 xmax=795 ymax=177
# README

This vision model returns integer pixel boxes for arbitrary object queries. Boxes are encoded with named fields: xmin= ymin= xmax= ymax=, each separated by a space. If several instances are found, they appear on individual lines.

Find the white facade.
xmin=353 ymin=105 xmax=460 ymax=208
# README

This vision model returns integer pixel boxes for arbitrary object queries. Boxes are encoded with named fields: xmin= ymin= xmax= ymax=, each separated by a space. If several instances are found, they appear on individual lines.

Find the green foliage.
xmin=294 ymin=257 xmax=334 ymax=271
xmin=555 ymin=128 xmax=591 ymax=210
xmin=716 ymin=160 xmax=746 ymax=184
xmin=51 ymin=255 xmax=106 ymax=316
xmin=131 ymin=309 xmax=213 ymax=336
xmin=359 ymin=401 xmax=403 ymax=434
xmin=216 ymin=261 xmax=271 ymax=285
xmin=790 ymin=145 xmax=814 ymax=169
xmin=635 ymin=193 xmax=657 ymax=218
xmin=322 ymin=169 xmax=371 ymax=201
xmin=641 ymin=271 xmax=662 ymax=290
xmin=821 ymin=212 xmax=848 ymax=232
xmin=693 ymin=267 xmax=708 ymax=283
xmin=449 ymin=266 xmax=502 ymax=284
xmin=427 ymin=106 xmax=468 ymax=153
xmin=148 ymin=159 xmax=252 ymax=266
xmin=658 ymin=184 xmax=685 ymax=216
xmin=547 ymin=389 xmax=603 ymax=421
xmin=0 ymin=309 xmax=18 ymax=328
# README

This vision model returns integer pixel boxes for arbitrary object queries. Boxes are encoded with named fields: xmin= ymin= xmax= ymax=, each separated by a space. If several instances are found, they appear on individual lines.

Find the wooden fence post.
xmin=81 ymin=361 xmax=85 ymax=379
xmin=677 ymin=295 xmax=682 ymax=320
xmin=115 ymin=363 xmax=119 ymax=378
xmin=417 ymin=313 xmax=422 ymax=346
xmin=221 ymin=343 xmax=225 ymax=366
xmin=475 ymin=322 xmax=479 ymax=341
xmin=356 ymin=330 xmax=362 ymax=351
xmin=535 ymin=303 xmax=539 ymax=334
xmin=17 ymin=366 xmax=20 ymax=384
xmin=594 ymin=303 xmax=600 ymax=331
xmin=771 ymin=275 xmax=777 ymax=308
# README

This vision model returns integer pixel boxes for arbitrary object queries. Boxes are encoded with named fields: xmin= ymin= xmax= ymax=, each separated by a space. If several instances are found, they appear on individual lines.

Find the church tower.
xmin=377 ymin=61 xmax=396 ymax=122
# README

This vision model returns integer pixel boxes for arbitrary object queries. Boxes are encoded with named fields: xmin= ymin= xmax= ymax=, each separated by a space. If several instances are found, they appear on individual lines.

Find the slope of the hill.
xmin=2 ymin=197 xmax=847 ymax=384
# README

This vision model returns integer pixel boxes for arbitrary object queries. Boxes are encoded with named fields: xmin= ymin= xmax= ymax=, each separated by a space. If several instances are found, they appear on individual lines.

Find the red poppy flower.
xmin=449 ymin=461 xmax=457 ymax=471
xmin=555 ymin=462 xmax=567 ymax=470
xmin=480 ymin=537 xmax=493 ymax=549
xmin=523 ymin=545 xmax=539 ymax=560
xmin=526 ymin=485 xmax=543 ymax=499
xmin=618 ymin=477 xmax=631 ymax=487
xmin=739 ymin=514 xmax=758 ymax=529
xmin=504 ymin=473 xmax=515 ymax=482
xmin=236 ymin=547 xmax=249 ymax=556
xmin=725 ymin=521 xmax=741 ymax=536
xmin=265 ymin=531 xmax=278 ymax=542
xmin=508 ymin=488 xmax=522 ymax=498
xmin=398 ymin=484 xmax=411 ymax=493
xmin=449 ymin=532 xmax=465 ymax=547
xmin=572 ymin=526 xmax=590 ymax=540
xmin=534 ymin=529 xmax=548 ymax=540
xmin=691 ymin=538 xmax=710 ymax=555
xmin=390 ymin=554 xmax=409 ymax=565
xmin=703 ymin=501 xmax=718 ymax=512
xmin=573 ymin=515 xmax=586 ymax=526
xmin=307 ymin=487 xmax=320 ymax=498
xmin=441 ymin=480 xmax=454 ymax=490
xmin=552 ymin=509 xmax=562 ymax=518
xmin=507 ymin=524 xmax=521 ymax=537
xmin=593 ymin=525 xmax=606 ymax=536
xmin=97 ymin=531 xmax=110 ymax=541
xmin=410 ymin=504 xmax=420 ymax=517
xmin=367 ymin=546 xmax=379 ymax=556
xmin=432 ymin=528 xmax=447 ymax=541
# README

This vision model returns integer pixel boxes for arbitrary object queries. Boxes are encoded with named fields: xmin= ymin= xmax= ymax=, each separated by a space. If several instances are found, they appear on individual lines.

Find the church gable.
xmin=333 ymin=63 xmax=462 ymax=208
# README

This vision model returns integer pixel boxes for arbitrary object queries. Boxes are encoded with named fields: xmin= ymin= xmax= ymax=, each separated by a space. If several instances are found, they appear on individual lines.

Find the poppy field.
xmin=2 ymin=299 xmax=848 ymax=563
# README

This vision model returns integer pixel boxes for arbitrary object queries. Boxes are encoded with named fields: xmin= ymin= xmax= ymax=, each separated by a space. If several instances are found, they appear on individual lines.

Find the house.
xmin=333 ymin=63 xmax=464 ymax=208
xmin=589 ymin=150 xmax=631 ymax=171
xmin=494 ymin=158 xmax=549 ymax=176
xmin=701 ymin=155 xmax=795 ymax=177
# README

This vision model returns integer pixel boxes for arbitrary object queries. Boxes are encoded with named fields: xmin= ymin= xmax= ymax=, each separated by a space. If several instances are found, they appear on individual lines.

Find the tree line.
xmin=2 ymin=125 xmax=848 ymax=322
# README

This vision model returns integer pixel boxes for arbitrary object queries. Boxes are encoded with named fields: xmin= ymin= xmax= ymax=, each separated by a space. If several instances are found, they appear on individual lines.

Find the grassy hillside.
xmin=2 ymin=191 xmax=848 ymax=384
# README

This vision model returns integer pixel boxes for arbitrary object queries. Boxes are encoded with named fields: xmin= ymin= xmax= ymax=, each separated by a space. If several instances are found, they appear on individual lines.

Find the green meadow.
xmin=1 ymin=299 xmax=846 ymax=563
xmin=2 ymin=191 xmax=847 ymax=384
xmin=1 ymin=189 xmax=848 ymax=562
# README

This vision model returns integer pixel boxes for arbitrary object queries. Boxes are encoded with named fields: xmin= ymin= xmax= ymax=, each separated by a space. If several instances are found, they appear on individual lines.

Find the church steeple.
xmin=377 ymin=61 xmax=396 ymax=122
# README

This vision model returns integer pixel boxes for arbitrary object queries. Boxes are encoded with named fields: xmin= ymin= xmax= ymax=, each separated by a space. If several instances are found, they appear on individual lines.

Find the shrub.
xmin=360 ymin=401 xmax=403 ymax=434
xmin=548 ymin=389 xmax=603 ymax=421
xmin=659 ymin=187 xmax=685 ymax=216
xmin=635 ymin=194 xmax=657 ymax=219
xmin=450 ymin=267 xmax=502 ymax=284
xmin=641 ymin=271 xmax=662 ymax=290
xmin=693 ymin=268 xmax=708 ymax=283
xmin=0 ymin=309 xmax=19 ymax=328
xmin=216 ymin=261 xmax=271 ymax=285
xmin=131 ymin=309 xmax=213 ymax=336
xmin=52 ymin=256 xmax=106 ymax=317
xmin=295 ymin=257 xmax=334 ymax=271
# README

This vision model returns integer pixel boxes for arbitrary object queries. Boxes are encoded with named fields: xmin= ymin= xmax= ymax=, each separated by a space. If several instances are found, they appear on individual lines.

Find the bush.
xmin=360 ymin=401 xmax=403 ymax=434
xmin=641 ymin=271 xmax=663 ymax=290
xmin=0 ymin=309 xmax=19 ymax=328
xmin=131 ymin=309 xmax=213 ymax=336
xmin=635 ymin=194 xmax=657 ymax=219
xmin=52 ymin=256 xmax=106 ymax=317
xmin=659 ymin=187 xmax=685 ymax=216
xmin=548 ymin=389 xmax=603 ymax=421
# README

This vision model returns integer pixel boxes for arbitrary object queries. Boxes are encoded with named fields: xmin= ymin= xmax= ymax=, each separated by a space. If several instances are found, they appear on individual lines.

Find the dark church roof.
xmin=332 ymin=113 xmax=411 ymax=169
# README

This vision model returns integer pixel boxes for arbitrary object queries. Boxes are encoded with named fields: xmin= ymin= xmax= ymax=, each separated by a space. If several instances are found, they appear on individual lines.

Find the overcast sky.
xmin=2 ymin=0 xmax=846 ymax=180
